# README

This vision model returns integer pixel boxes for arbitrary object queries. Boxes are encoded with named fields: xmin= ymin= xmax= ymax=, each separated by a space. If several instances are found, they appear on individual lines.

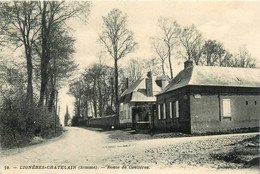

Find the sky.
xmin=57 ymin=1 xmax=260 ymax=123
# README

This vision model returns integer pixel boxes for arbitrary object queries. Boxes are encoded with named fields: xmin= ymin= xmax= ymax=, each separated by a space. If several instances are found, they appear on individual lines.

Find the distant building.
xmin=155 ymin=60 xmax=260 ymax=133
xmin=64 ymin=105 xmax=70 ymax=126
xmin=119 ymin=72 xmax=170 ymax=129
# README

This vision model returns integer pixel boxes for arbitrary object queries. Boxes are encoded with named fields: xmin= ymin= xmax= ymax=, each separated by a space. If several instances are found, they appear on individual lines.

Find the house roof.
xmin=121 ymin=78 xmax=143 ymax=96
xmin=158 ymin=65 xmax=260 ymax=95
xmin=121 ymin=77 xmax=162 ymax=102
xmin=155 ymin=75 xmax=171 ymax=81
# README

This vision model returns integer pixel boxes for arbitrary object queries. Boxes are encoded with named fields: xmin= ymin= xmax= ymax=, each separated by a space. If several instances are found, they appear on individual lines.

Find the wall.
xmin=119 ymin=103 xmax=132 ymax=125
xmin=190 ymin=86 xmax=260 ymax=133
xmin=89 ymin=115 xmax=117 ymax=129
xmin=155 ymin=87 xmax=191 ymax=133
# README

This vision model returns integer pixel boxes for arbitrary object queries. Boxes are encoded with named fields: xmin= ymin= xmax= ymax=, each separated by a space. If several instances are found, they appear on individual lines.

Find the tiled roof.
xmin=158 ymin=65 xmax=260 ymax=95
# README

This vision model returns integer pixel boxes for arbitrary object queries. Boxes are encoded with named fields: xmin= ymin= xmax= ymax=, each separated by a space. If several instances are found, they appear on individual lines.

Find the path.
xmin=0 ymin=127 xmax=259 ymax=174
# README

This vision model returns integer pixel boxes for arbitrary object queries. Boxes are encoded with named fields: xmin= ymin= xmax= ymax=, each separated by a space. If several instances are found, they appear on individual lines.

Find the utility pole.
xmin=55 ymin=90 xmax=58 ymax=134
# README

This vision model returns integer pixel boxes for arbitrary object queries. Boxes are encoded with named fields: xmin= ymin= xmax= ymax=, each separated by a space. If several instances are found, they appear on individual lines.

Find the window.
xmin=255 ymin=101 xmax=257 ymax=105
xmin=223 ymin=99 xmax=231 ymax=117
xmin=158 ymin=104 xmax=161 ymax=119
xmin=170 ymin=101 xmax=179 ymax=118
xmin=120 ymin=111 xmax=123 ymax=120
xmin=160 ymin=104 xmax=164 ymax=119
xmin=169 ymin=102 xmax=173 ymax=118
xmin=123 ymin=110 xmax=126 ymax=120
xmin=246 ymin=101 xmax=248 ymax=105
xmin=128 ymin=109 xmax=131 ymax=119
xmin=175 ymin=101 xmax=179 ymax=118
xmin=120 ymin=110 xmax=122 ymax=120
xmin=163 ymin=104 xmax=166 ymax=119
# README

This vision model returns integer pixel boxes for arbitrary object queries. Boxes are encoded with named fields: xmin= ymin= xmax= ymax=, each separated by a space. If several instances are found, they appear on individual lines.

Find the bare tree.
xmin=235 ymin=46 xmax=256 ymax=68
xmin=220 ymin=51 xmax=233 ymax=67
xmin=98 ymin=9 xmax=137 ymax=123
xmin=142 ymin=57 xmax=162 ymax=76
xmin=152 ymin=42 xmax=167 ymax=75
xmin=125 ymin=58 xmax=143 ymax=85
xmin=153 ymin=17 xmax=179 ymax=78
xmin=179 ymin=24 xmax=203 ymax=65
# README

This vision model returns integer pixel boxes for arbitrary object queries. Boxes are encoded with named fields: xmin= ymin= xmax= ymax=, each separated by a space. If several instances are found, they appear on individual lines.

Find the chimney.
xmin=146 ymin=71 xmax=153 ymax=97
xmin=184 ymin=60 xmax=193 ymax=69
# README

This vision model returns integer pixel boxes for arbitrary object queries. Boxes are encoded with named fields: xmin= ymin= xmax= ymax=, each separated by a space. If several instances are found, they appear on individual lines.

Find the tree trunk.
xmin=48 ymin=68 xmax=55 ymax=112
xmin=25 ymin=47 xmax=33 ymax=105
xmin=39 ymin=60 xmax=48 ymax=106
xmin=168 ymin=45 xmax=173 ymax=79
xmin=93 ymin=80 xmax=97 ymax=118
xmin=114 ymin=58 xmax=119 ymax=126
xmin=77 ymin=96 xmax=81 ymax=117
xmin=48 ymin=87 xmax=55 ymax=112
xmin=161 ymin=61 xmax=165 ymax=75
xmin=98 ymin=80 xmax=103 ymax=117
xmin=85 ymin=100 xmax=88 ymax=118
xmin=110 ymin=77 xmax=114 ymax=108
xmin=39 ymin=2 xmax=49 ymax=107
xmin=45 ymin=86 xmax=48 ymax=107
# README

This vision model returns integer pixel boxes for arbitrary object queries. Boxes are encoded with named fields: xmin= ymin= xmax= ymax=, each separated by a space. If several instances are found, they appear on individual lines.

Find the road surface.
xmin=0 ymin=127 xmax=259 ymax=174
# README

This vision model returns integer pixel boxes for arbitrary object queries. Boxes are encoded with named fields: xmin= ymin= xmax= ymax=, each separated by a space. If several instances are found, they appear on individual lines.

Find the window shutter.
xmin=169 ymin=102 xmax=172 ymax=118
xmin=163 ymin=104 xmax=166 ymax=119
xmin=176 ymin=101 xmax=179 ymax=118
xmin=158 ymin=105 xmax=161 ymax=119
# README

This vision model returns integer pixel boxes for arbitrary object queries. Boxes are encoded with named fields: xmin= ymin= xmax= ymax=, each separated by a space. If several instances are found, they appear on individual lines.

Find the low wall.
xmin=89 ymin=115 xmax=117 ymax=129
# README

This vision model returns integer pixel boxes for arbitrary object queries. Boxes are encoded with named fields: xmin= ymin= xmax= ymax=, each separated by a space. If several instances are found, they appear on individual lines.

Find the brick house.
xmin=155 ymin=60 xmax=260 ymax=133
xmin=119 ymin=72 xmax=170 ymax=129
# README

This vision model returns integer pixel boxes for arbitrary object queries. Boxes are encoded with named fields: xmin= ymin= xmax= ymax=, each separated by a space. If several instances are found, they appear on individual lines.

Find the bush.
xmin=71 ymin=116 xmax=79 ymax=126
xmin=0 ymin=93 xmax=61 ymax=149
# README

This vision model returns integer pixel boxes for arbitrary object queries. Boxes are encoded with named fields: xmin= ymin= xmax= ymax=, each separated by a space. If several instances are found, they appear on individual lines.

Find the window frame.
xmin=158 ymin=104 xmax=161 ymax=120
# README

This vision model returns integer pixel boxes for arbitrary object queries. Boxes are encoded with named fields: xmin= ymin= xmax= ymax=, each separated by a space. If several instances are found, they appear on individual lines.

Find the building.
xmin=155 ymin=60 xmax=260 ymax=133
xmin=119 ymin=72 xmax=170 ymax=129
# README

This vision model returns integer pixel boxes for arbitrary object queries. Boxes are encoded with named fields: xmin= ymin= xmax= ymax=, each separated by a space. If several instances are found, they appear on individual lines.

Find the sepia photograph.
xmin=0 ymin=1 xmax=259 ymax=174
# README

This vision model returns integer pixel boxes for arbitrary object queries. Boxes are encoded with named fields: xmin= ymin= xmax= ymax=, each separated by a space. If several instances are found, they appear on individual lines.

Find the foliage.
xmin=37 ymin=1 xmax=91 ymax=107
xmin=202 ymin=40 xmax=226 ymax=66
xmin=0 ymin=62 xmax=60 ymax=148
xmin=69 ymin=63 xmax=116 ymax=118
xmin=0 ymin=1 xmax=90 ymax=148
xmin=0 ymin=1 xmax=40 ymax=104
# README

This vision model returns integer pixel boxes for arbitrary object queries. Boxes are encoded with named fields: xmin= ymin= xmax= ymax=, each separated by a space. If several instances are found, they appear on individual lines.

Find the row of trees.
xmin=0 ymin=1 xmax=91 ymax=148
xmin=69 ymin=9 xmax=257 ymax=124
xmin=152 ymin=17 xmax=256 ymax=77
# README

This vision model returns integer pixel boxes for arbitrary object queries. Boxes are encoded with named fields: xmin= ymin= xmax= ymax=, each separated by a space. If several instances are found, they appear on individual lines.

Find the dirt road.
xmin=0 ymin=127 xmax=259 ymax=174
